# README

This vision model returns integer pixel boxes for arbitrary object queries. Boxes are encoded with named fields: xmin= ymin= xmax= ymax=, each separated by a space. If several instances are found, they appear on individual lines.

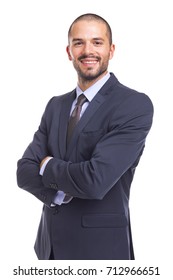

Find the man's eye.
xmin=74 ymin=42 xmax=83 ymax=46
xmin=94 ymin=41 xmax=103 ymax=45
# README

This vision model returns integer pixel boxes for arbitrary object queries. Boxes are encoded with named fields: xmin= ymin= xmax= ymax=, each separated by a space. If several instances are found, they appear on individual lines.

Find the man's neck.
xmin=78 ymin=71 xmax=108 ymax=91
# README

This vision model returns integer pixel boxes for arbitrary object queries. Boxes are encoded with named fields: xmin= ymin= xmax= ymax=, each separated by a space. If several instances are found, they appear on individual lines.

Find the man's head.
xmin=68 ymin=13 xmax=113 ymax=45
xmin=66 ymin=13 xmax=115 ymax=89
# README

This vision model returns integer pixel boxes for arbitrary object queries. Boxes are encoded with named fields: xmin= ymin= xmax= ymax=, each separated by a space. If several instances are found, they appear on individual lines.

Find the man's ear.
xmin=66 ymin=46 xmax=72 ymax=61
xmin=109 ymin=44 xmax=115 ymax=60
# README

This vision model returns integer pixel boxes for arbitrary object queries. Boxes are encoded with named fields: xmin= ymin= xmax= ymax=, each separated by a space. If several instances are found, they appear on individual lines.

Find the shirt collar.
xmin=76 ymin=72 xmax=110 ymax=102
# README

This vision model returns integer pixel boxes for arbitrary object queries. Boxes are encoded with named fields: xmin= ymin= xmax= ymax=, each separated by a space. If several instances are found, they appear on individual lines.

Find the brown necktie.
xmin=67 ymin=94 xmax=87 ymax=145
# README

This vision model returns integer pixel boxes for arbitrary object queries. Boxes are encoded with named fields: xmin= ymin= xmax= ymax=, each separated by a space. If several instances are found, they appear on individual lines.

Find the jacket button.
xmin=53 ymin=207 xmax=59 ymax=215
xmin=49 ymin=183 xmax=58 ymax=190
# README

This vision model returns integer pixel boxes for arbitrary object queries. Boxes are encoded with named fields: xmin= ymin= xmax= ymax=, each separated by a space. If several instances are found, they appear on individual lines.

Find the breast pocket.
xmin=77 ymin=129 xmax=106 ymax=160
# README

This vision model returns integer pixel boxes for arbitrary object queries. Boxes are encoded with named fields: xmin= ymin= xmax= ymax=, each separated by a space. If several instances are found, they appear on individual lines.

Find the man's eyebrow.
xmin=72 ymin=37 xmax=104 ymax=42
xmin=92 ymin=37 xmax=104 ymax=41
xmin=72 ymin=38 xmax=83 ymax=42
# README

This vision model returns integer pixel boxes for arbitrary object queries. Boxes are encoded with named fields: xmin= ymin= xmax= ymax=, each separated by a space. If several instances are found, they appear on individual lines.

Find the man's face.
xmin=67 ymin=20 xmax=115 ymax=83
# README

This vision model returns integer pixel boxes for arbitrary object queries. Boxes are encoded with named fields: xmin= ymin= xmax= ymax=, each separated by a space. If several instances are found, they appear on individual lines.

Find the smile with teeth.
xmin=80 ymin=59 xmax=98 ymax=66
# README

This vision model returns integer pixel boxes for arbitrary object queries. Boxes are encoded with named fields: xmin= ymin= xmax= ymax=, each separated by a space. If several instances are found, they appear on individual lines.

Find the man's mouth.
xmin=81 ymin=59 xmax=98 ymax=66
xmin=79 ymin=56 xmax=100 ymax=66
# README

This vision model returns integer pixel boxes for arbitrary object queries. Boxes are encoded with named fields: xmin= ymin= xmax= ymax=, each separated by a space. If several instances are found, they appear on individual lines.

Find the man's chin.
xmin=80 ymin=70 xmax=104 ymax=81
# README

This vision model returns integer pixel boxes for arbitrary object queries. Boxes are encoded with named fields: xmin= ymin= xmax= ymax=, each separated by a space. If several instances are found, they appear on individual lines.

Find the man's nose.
xmin=83 ymin=42 xmax=94 ymax=54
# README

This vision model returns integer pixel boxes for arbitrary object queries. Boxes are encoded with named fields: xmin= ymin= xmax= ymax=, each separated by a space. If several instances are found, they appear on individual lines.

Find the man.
xmin=17 ymin=13 xmax=153 ymax=260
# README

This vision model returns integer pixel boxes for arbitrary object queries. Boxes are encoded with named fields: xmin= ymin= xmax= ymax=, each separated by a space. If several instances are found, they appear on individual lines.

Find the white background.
xmin=0 ymin=0 xmax=172 ymax=278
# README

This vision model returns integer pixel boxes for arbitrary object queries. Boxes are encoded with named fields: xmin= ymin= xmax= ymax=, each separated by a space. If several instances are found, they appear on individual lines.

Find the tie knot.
xmin=76 ymin=94 xmax=87 ymax=107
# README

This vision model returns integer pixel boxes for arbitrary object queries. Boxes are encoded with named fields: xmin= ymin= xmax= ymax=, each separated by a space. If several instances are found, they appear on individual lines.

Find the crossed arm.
xmin=17 ymin=94 xmax=153 ymax=207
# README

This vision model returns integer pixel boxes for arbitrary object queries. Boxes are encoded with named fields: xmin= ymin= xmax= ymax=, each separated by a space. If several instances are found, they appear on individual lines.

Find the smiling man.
xmin=66 ymin=15 xmax=115 ymax=89
xmin=17 ymin=13 xmax=153 ymax=260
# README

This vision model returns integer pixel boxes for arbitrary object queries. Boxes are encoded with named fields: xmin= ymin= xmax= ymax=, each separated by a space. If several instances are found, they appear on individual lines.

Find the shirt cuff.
xmin=39 ymin=157 xmax=53 ymax=176
xmin=53 ymin=191 xmax=66 ymax=205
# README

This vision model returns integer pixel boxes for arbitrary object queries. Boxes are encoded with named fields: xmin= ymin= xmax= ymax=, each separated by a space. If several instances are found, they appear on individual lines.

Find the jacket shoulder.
xmin=108 ymin=74 xmax=153 ymax=112
xmin=43 ymin=89 xmax=75 ymax=111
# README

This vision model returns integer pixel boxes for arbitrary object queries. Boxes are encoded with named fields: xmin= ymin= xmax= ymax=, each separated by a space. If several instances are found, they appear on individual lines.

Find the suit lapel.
xmin=58 ymin=90 xmax=76 ymax=159
xmin=64 ymin=74 xmax=119 ymax=160
xmin=65 ymin=92 xmax=105 ymax=160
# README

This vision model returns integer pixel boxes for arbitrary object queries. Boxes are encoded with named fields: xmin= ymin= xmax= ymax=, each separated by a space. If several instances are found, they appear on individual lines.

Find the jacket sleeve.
xmin=17 ymin=97 xmax=58 ymax=207
xmin=41 ymin=93 xmax=154 ymax=200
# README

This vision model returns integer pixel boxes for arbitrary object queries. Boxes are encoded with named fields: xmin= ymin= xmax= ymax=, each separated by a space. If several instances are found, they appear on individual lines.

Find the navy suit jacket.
xmin=17 ymin=73 xmax=153 ymax=259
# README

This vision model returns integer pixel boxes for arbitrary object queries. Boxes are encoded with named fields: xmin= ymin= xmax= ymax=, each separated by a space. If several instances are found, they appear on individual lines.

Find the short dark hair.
xmin=68 ymin=13 xmax=112 ymax=45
